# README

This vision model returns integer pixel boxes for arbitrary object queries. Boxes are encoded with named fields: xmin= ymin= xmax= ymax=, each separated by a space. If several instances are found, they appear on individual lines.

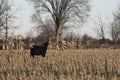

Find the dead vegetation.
xmin=0 ymin=49 xmax=120 ymax=80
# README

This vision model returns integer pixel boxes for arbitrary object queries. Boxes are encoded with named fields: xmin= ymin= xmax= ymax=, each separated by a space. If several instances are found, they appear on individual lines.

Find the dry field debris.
xmin=0 ymin=49 xmax=120 ymax=80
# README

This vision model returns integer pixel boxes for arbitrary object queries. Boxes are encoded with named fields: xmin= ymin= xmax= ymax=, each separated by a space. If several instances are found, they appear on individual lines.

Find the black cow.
xmin=30 ymin=42 xmax=49 ymax=57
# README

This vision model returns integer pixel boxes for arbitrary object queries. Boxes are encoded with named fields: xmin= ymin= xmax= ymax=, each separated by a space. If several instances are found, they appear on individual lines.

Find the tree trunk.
xmin=56 ymin=28 xmax=61 ymax=50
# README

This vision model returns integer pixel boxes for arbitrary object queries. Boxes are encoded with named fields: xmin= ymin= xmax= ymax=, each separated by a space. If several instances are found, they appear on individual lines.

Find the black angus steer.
xmin=30 ymin=42 xmax=49 ymax=57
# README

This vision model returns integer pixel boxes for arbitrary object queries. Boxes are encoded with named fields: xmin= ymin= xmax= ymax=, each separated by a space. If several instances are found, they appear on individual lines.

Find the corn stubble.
xmin=0 ymin=49 xmax=120 ymax=80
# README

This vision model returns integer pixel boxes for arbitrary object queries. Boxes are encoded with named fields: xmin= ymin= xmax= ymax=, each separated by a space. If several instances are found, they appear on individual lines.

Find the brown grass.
xmin=0 ymin=49 xmax=120 ymax=80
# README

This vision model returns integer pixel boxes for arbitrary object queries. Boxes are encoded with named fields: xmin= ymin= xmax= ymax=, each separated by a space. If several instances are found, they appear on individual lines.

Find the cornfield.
xmin=0 ymin=49 xmax=120 ymax=80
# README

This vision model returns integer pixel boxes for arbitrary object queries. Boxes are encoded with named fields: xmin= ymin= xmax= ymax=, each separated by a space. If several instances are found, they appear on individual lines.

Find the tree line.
xmin=0 ymin=0 xmax=120 ymax=49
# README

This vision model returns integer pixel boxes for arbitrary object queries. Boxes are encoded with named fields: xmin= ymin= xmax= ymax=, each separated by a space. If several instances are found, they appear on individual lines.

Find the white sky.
xmin=81 ymin=0 xmax=119 ymax=39
xmin=12 ymin=0 xmax=120 ymax=38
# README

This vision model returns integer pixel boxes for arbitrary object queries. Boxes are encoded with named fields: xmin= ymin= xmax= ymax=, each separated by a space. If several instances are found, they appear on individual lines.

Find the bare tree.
xmin=0 ymin=0 xmax=10 ymax=31
xmin=95 ymin=16 xmax=106 ymax=44
xmin=32 ymin=11 xmax=55 ymax=39
xmin=110 ymin=6 xmax=120 ymax=44
xmin=110 ymin=22 xmax=118 ymax=44
xmin=29 ymin=0 xmax=91 ymax=49
xmin=0 ymin=0 xmax=17 ymax=49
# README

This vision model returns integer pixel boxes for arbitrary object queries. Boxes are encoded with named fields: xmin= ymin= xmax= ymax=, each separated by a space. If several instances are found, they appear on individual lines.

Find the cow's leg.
xmin=41 ymin=48 xmax=47 ymax=57
xmin=42 ymin=53 xmax=46 ymax=57
xmin=30 ymin=48 xmax=35 ymax=58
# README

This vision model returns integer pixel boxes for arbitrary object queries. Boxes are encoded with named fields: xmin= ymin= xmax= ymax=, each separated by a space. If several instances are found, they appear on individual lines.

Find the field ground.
xmin=0 ymin=49 xmax=120 ymax=80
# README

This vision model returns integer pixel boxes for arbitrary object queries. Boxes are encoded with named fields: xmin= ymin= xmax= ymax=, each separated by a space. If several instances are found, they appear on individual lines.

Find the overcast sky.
xmin=12 ymin=0 xmax=120 ymax=38
xmin=81 ymin=0 xmax=119 ymax=39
